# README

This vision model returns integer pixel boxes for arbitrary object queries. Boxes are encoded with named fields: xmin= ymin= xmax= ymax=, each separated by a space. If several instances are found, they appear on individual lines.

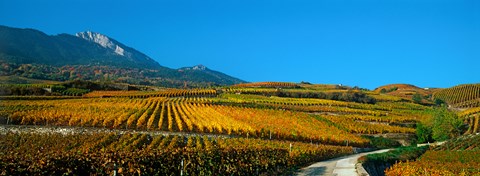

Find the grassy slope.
xmin=0 ymin=75 xmax=61 ymax=84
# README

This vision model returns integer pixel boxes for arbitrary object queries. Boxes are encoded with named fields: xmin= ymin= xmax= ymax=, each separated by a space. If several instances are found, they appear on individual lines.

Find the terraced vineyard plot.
xmin=83 ymin=89 xmax=217 ymax=98
xmin=434 ymin=134 xmax=480 ymax=151
xmin=322 ymin=115 xmax=416 ymax=134
xmin=0 ymin=97 xmax=369 ymax=146
xmin=433 ymin=84 xmax=480 ymax=108
xmin=219 ymin=94 xmax=430 ymax=118
xmin=386 ymin=150 xmax=480 ymax=175
xmin=232 ymin=82 xmax=299 ymax=88
xmin=0 ymin=132 xmax=353 ymax=175
xmin=462 ymin=110 xmax=480 ymax=134
xmin=386 ymin=134 xmax=480 ymax=175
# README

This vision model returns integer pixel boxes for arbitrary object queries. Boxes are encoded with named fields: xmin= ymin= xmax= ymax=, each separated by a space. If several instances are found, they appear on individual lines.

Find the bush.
xmin=431 ymin=108 xmax=465 ymax=141
xmin=416 ymin=107 xmax=466 ymax=142
xmin=363 ymin=136 xmax=401 ymax=149
xmin=364 ymin=146 xmax=428 ymax=163
xmin=416 ymin=122 xmax=433 ymax=143
xmin=412 ymin=93 xmax=423 ymax=104
xmin=360 ymin=146 xmax=429 ymax=176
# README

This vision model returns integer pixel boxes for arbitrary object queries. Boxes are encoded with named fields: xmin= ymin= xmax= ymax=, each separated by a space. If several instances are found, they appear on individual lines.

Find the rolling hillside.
xmin=2 ymin=81 xmax=480 ymax=175
xmin=374 ymin=84 xmax=440 ymax=104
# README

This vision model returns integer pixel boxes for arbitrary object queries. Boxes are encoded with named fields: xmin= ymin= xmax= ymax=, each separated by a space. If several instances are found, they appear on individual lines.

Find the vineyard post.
xmin=269 ymin=130 xmax=272 ymax=140
xmin=289 ymin=143 xmax=292 ymax=153
xmin=180 ymin=158 xmax=184 ymax=176
xmin=113 ymin=163 xmax=117 ymax=176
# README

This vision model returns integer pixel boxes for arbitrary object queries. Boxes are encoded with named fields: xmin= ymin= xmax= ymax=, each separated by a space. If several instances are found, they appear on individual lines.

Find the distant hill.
xmin=375 ymin=84 xmax=429 ymax=95
xmin=374 ymin=84 xmax=439 ymax=104
xmin=0 ymin=25 xmax=245 ymax=87
xmin=176 ymin=65 xmax=245 ymax=85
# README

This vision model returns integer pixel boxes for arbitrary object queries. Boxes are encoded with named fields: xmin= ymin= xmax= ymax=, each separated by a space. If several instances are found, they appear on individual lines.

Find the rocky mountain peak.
xmin=179 ymin=64 xmax=208 ymax=71
xmin=192 ymin=64 xmax=207 ymax=71
xmin=76 ymin=31 xmax=125 ymax=56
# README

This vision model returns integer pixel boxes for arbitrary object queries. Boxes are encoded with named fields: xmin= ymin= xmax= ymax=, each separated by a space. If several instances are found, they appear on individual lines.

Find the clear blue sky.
xmin=1 ymin=0 xmax=479 ymax=89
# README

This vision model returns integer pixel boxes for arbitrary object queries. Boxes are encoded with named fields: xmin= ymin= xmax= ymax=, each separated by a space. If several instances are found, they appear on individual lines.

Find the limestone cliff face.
xmin=76 ymin=31 xmax=156 ymax=64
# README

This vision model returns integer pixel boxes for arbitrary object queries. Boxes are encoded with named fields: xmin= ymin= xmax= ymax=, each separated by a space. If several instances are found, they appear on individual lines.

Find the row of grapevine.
xmin=208 ymin=104 xmax=369 ymax=145
xmin=224 ymin=87 xmax=355 ymax=97
xmin=224 ymin=87 xmax=279 ymax=94
xmin=0 ymin=132 xmax=353 ymax=175
xmin=322 ymin=115 xmax=416 ymax=134
xmin=459 ymin=107 xmax=480 ymax=117
xmin=274 ymin=104 xmax=386 ymax=116
xmin=433 ymin=84 xmax=480 ymax=106
xmin=220 ymin=94 xmax=429 ymax=117
xmin=83 ymin=88 xmax=217 ymax=98
xmin=452 ymin=98 xmax=480 ymax=109
xmin=232 ymin=82 xmax=299 ymax=88
xmin=464 ymin=115 xmax=480 ymax=134
xmin=458 ymin=107 xmax=480 ymax=134
xmin=339 ymin=114 xmax=418 ymax=124
xmin=61 ymin=88 xmax=90 ymax=96
xmin=434 ymin=134 xmax=480 ymax=151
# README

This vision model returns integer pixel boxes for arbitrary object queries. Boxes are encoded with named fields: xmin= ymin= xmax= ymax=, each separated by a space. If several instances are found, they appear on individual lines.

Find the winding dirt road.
xmin=295 ymin=149 xmax=391 ymax=176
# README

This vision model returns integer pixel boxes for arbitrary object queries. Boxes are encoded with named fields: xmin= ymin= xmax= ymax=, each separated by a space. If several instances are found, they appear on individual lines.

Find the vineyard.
xmin=231 ymin=82 xmax=299 ymax=88
xmin=380 ymin=83 xmax=480 ymax=176
xmin=1 ymin=97 xmax=370 ymax=146
xmin=0 ymin=132 xmax=353 ymax=175
xmin=374 ymin=84 xmax=434 ymax=98
xmin=433 ymin=84 xmax=480 ymax=108
xmin=430 ymin=84 xmax=480 ymax=135
xmin=434 ymin=134 xmax=480 ymax=151
xmin=385 ymin=134 xmax=480 ymax=175
xmin=462 ymin=109 xmax=480 ymax=134
xmin=385 ymin=150 xmax=480 ymax=175
xmin=82 ymin=89 xmax=217 ymax=98
xmin=0 ymin=81 xmax=464 ymax=175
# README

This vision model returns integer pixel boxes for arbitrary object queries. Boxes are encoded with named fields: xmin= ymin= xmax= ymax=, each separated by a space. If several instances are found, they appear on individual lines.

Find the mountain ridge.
xmin=0 ymin=25 xmax=246 ymax=87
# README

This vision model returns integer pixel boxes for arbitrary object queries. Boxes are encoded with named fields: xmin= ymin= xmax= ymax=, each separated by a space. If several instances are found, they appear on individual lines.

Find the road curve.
xmin=295 ymin=149 xmax=391 ymax=176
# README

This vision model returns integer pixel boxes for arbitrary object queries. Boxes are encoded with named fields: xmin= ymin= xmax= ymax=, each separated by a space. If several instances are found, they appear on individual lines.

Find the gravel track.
xmin=295 ymin=149 xmax=391 ymax=176
xmin=0 ymin=125 xmax=234 ymax=139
